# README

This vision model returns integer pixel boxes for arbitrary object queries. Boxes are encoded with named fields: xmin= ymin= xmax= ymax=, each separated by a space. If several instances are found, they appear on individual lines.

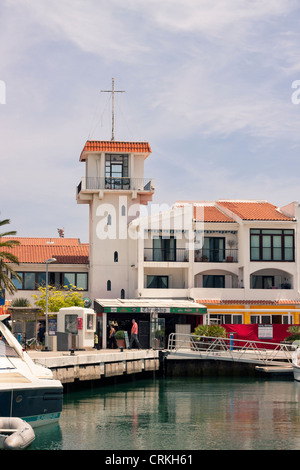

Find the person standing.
xmin=129 ymin=319 xmax=142 ymax=349
xmin=108 ymin=325 xmax=118 ymax=349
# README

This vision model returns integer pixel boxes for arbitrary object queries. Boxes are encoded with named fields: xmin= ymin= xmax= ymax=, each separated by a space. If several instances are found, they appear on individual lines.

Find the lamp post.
xmin=45 ymin=257 xmax=56 ymax=350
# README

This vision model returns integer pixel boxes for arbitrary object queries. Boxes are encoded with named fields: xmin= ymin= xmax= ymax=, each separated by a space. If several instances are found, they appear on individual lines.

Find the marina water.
xmin=29 ymin=376 xmax=300 ymax=450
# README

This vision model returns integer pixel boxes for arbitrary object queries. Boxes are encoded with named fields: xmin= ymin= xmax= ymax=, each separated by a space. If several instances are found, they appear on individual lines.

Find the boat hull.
xmin=0 ymin=386 xmax=63 ymax=428
xmin=293 ymin=364 xmax=300 ymax=382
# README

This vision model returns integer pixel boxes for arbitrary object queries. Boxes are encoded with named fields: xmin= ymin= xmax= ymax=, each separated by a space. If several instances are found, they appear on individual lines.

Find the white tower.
xmin=76 ymin=139 xmax=154 ymax=301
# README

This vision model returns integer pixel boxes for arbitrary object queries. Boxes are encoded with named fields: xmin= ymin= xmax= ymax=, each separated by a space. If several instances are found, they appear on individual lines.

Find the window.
xmin=105 ymin=154 xmax=129 ymax=189
xmin=203 ymin=237 xmax=225 ymax=262
xmin=121 ymin=205 xmax=126 ymax=216
xmin=203 ymin=275 xmax=225 ymax=288
xmin=250 ymin=229 xmax=294 ymax=261
xmin=12 ymin=272 xmax=23 ymax=290
xmin=114 ymin=251 xmax=118 ymax=262
xmin=251 ymin=275 xmax=274 ymax=289
xmin=121 ymin=289 xmax=125 ymax=299
xmin=147 ymin=275 xmax=169 ymax=288
xmin=153 ymin=237 xmax=176 ymax=261
xmin=24 ymin=272 xmax=35 ymax=290
xmin=107 ymin=280 xmax=111 ymax=291
xmin=65 ymin=315 xmax=78 ymax=334
xmin=107 ymin=214 xmax=112 ymax=225
xmin=11 ymin=271 xmax=88 ymax=290
xmin=63 ymin=273 xmax=76 ymax=289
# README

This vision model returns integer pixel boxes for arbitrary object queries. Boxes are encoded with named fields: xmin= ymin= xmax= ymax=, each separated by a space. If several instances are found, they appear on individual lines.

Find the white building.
xmin=76 ymin=139 xmax=300 ymax=332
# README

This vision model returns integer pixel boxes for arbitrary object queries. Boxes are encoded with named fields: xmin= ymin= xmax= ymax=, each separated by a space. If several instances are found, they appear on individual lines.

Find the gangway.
xmin=167 ymin=333 xmax=294 ymax=367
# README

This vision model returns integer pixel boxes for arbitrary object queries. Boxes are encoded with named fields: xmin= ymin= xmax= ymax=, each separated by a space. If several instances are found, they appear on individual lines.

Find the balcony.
xmin=77 ymin=177 xmax=154 ymax=195
xmin=194 ymin=248 xmax=238 ymax=263
xmin=144 ymin=248 xmax=189 ymax=262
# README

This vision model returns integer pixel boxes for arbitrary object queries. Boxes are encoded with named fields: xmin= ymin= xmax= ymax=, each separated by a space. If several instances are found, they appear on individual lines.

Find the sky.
xmin=1 ymin=0 xmax=300 ymax=243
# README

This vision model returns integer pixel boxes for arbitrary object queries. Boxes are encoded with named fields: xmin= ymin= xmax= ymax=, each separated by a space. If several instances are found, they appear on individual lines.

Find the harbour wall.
xmin=29 ymin=349 xmax=160 ymax=387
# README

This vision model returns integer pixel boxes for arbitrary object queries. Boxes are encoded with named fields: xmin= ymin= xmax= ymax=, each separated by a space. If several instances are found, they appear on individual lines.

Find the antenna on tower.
xmin=101 ymin=78 xmax=125 ymax=141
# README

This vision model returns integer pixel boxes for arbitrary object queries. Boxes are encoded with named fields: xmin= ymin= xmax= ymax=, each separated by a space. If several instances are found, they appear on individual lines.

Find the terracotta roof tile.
xmin=3 ymin=237 xmax=82 ymax=246
xmin=1 ymin=238 xmax=89 ymax=264
xmin=194 ymin=206 xmax=235 ymax=223
xmin=217 ymin=200 xmax=294 ymax=221
xmin=80 ymin=140 xmax=152 ymax=161
xmin=197 ymin=299 xmax=300 ymax=305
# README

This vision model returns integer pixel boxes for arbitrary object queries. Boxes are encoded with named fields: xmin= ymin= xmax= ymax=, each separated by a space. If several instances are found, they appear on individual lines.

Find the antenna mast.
xmin=101 ymin=78 xmax=125 ymax=141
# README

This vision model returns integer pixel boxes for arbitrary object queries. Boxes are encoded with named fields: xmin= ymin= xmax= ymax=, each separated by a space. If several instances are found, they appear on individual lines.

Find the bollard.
xmin=229 ymin=333 xmax=234 ymax=351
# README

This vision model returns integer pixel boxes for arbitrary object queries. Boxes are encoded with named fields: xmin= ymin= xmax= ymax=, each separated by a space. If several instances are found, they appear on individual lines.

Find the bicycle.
xmin=23 ymin=336 xmax=43 ymax=351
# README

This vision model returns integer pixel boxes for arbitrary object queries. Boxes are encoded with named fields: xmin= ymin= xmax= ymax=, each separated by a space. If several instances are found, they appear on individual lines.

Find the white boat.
xmin=292 ymin=347 xmax=300 ymax=381
xmin=0 ymin=314 xmax=63 ymax=428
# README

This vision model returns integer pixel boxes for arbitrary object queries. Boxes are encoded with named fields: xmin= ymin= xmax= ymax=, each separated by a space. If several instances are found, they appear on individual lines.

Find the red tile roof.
xmin=5 ymin=238 xmax=82 ymax=246
xmin=1 ymin=238 xmax=89 ymax=264
xmin=194 ymin=205 xmax=235 ymax=223
xmin=80 ymin=140 xmax=152 ymax=161
xmin=197 ymin=299 xmax=300 ymax=305
xmin=217 ymin=201 xmax=294 ymax=221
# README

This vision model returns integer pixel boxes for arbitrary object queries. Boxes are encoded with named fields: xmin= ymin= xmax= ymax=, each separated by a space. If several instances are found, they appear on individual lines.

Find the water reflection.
xmin=31 ymin=378 xmax=300 ymax=450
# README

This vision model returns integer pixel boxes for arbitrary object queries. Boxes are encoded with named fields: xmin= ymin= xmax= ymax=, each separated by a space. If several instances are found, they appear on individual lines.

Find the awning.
xmin=94 ymin=298 xmax=207 ymax=315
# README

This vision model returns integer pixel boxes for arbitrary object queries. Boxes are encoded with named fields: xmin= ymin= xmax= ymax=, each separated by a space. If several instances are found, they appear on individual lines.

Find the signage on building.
xmin=258 ymin=324 xmax=273 ymax=339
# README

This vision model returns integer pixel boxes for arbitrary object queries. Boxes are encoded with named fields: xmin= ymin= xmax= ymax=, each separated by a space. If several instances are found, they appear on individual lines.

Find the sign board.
xmin=0 ymin=290 xmax=5 ymax=306
xmin=48 ymin=318 xmax=57 ymax=336
xmin=258 ymin=324 xmax=273 ymax=339
xmin=124 ymin=331 xmax=130 ymax=349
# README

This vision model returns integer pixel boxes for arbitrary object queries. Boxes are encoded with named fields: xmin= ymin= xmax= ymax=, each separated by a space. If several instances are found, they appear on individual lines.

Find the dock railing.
xmin=167 ymin=333 xmax=294 ymax=366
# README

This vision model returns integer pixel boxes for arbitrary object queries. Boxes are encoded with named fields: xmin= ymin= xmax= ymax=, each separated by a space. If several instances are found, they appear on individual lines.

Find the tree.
xmin=32 ymin=285 xmax=85 ymax=313
xmin=0 ymin=219 xmax=21 ymax=297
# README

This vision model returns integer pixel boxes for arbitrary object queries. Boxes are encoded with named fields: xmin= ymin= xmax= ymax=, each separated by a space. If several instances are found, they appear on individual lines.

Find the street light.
xmin=45 ymin=257 xmax=56 ymax=350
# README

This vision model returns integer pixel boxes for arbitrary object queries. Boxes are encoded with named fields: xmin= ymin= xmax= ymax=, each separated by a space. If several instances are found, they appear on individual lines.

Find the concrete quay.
xmin=27 ymin=348 xmax=160 ymax=385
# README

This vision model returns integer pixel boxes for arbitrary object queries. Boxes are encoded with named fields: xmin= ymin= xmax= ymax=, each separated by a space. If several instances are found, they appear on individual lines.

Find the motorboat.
xmin=0 ymin=314 xmax=63 ymax=428
xmin=292 ymin=346 xmax=300 ymax=382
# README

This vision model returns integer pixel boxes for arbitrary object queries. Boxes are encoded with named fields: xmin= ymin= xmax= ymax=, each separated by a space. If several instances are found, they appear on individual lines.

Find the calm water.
xmin=29 ymin=377 xmax=300 ymax=450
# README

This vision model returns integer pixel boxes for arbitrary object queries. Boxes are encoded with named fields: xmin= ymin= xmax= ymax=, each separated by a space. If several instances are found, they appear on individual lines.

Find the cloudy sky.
xmin=1 ymin=0 xmax=300 ymax=242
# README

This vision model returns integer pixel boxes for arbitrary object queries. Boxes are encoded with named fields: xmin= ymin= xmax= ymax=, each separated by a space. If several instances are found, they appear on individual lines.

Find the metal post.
xmin=45 ymin=258 xmax=56 ymax=350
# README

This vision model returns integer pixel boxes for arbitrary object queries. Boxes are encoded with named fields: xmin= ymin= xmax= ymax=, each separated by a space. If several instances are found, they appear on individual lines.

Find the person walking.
xmin=129 ymin=319 xmax=142 ymax=349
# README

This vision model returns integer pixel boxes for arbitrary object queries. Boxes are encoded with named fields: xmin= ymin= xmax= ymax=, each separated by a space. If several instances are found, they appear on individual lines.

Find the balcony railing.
xmin=194 ymin=249 xmax=238 ymax=263
xmin=144 ymin=248 xmax=189 ymax=262
xmin=77 ymin=177 xmax=154 ymax=194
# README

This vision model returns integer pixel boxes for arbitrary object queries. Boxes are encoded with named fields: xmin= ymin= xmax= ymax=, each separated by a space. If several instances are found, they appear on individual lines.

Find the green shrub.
xmin=115 ymin=330 xmax=125 ymax=340
xmin=193 ymin=324 xmax=226 ymax=338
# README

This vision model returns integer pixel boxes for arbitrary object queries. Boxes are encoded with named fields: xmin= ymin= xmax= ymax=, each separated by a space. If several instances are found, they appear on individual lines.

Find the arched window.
xmin=121 ymin=205 xmax=126 ymax=216
xmin=107 ymin=214 xmax=112 ymax=225
xmin=107 ymin=280 xmax=111 ymax=291
xmin=114 ymin=251 xmax=118 ymax=262
xmin=121 ymin=289 xmax=125 ymax=299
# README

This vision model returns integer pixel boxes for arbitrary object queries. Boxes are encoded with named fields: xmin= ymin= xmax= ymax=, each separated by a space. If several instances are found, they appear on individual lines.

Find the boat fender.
xmin=0 ymin=418 xmax=35 ymax=450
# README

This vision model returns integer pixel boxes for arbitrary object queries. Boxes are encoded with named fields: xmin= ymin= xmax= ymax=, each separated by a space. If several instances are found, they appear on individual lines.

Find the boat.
xmin=0 ymin=314 xmax=63 ymax=428
xmin=0 ymin=417 xmax=35 ymax=450
xmin=292 ymin=346 xmax=300 ymax=381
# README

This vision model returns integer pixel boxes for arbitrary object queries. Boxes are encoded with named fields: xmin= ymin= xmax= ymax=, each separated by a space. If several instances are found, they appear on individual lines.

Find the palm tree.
xmin=0 ymin=219 xmax=21 ymax=298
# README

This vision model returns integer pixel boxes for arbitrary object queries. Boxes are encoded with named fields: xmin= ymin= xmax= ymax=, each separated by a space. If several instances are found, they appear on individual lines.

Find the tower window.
xmin=114 ymin=251 xmax=118 ymax=262
xmin=121 ymin=205 xmax=126 ymax=216
xmin=107 ymin=214 xmax=112 ymax=225
xmin=107 ymin=280 xmax=111 ymax=291
xmin=121 ymin=289 xmax=125 ymax=299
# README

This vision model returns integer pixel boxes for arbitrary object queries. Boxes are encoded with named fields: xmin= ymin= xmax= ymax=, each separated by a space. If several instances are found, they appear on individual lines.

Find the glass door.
xmin=150 ymin=317 xmax=165 ymax=349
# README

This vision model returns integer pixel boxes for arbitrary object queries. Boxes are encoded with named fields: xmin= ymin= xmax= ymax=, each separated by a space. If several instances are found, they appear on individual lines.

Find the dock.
xmin=28 ymin=348 xmax=160 ymax=385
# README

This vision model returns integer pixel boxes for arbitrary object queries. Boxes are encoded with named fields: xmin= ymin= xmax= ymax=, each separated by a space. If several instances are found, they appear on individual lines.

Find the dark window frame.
xmin=250 ymin=229 xmax=295 ymax=262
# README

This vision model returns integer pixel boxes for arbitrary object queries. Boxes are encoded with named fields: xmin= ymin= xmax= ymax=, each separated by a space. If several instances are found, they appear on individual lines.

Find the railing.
xmin=77 ymin=177 xmax=153 ymax=194
xmin=167 ymin=333 xmax=294 ymax=366
xmin=144 ymin=248 xmax=188 ymax=262
xmin=194 ymin=249 xmax=238 ymax=263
